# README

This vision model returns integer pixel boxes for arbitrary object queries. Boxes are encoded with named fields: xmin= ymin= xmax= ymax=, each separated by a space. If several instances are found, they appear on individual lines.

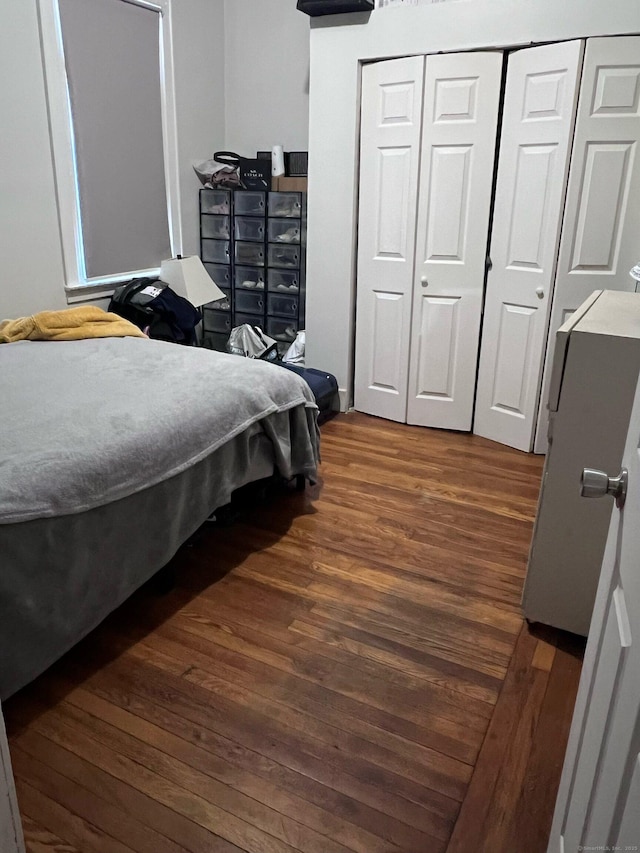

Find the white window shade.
xmin=57 ymin=0 xmax=172 ymax=280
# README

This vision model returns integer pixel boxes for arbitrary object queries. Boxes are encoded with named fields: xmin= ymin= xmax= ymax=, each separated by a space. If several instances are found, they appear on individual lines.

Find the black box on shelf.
xmin=257 ymin=151 xmax=308 ymax=177
xmin=288 ymin=152 xmax=308 ymax=177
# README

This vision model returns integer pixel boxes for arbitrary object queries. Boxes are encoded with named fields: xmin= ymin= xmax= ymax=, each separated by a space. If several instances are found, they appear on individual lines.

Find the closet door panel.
xmin=407 ymin=51 xmax=503 ymax=430
xmin=474 ymin=40 xmax=584 ymax=451
xmin=355 ymin=56 xmax=425 ymax=421
xmin=535 ymin=36 xmax=640 ymax=453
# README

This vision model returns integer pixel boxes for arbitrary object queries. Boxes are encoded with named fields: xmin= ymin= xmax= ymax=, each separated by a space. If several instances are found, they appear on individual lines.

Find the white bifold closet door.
xmin=474 ymin=40 xmax=584 ymax=452
xmin=408 ymin=51 xmax=502 ymax=429
xmin=534 ymin=36 xmax=640 ymax=453
xmin=355 ymin=51 xmax=502 ymax=428
xmin=355 ymin=56 xmax=425 ymax=422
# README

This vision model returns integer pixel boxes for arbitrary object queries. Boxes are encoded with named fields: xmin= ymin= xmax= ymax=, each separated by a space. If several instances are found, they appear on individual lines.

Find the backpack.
xmin=109 ymin=278 xmax=201 ymax=345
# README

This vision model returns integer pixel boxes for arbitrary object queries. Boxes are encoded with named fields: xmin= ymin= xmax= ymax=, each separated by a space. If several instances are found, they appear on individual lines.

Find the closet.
xmin=354 ymin=36 xmax=640 ymax=452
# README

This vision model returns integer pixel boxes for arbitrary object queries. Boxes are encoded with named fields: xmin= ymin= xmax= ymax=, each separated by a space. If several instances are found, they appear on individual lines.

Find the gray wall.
xmin=0 ymin=0 xmax=310 ymax=319
xmin=0 ymin=0 xmax=68 ymax=318
xmin=0 ymin=0 xmax=227 ymax=318
xmin=224 ymin=0 xmax=310 ymax=156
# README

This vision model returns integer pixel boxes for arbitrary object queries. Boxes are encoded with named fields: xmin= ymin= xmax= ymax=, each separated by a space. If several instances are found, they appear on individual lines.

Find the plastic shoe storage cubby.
xmin=200 ymin=189 xmax=230 ymax=215
xmin=200 ymin=187 xmax=306 ymax=349
xmin=235 ymin=217 xmax=266 ymax=242
xmin=235 ymin=266 xmax=265 ymax=290
xmin=201 ymin=215 xmax=230 ymax=240
xmin=266 ymin=317 xmax=297 ymax=342
xmin=268 ymin=270 xmax=299 ymax=292
xmin=234 ymin=191 xmax=266 ymax=216
xmin=235 ymin=290 xmax=265 ymax=314
xmin=268 ymin=293 xmax=298 ymax=318
xmin=201 ymin=239 xmax=230 ymax=265
xmin=268 ymin=192 xmax=302 ymax=218
xmin=268 ymin=244 xmax=300 ymax=269
xmin=204 ymin=263 xmax=231 ymax=288
xmin=268 ymin=219 xmax=301 ymax=244
xmin=204 ymin=288 xmax=231 ymax=312
xmin=235 ymin=242 xmax=265 ymax=267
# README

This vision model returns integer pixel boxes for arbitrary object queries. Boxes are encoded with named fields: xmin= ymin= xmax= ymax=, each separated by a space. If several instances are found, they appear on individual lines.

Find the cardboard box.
xmin=272 ymin=177 xmax=308 ymax=192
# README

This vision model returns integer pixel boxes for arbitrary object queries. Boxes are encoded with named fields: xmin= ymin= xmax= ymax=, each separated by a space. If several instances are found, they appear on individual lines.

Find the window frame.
xmin=38 ymin=0 xmax=182 ymax=300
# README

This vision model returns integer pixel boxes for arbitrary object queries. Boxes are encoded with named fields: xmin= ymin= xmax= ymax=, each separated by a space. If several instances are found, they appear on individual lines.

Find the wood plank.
xmin=12 ymin=745 xmax=191 ymax=853
xmin=445 ymin=625 xmax=584 ymax=853
xmin=445 ymin=624 xmax=541 ymax=853
xmin=21 ymin=815 xmax=81 ymax=853
xmin=14 ymin=778 xmax=136 ymax=853
xmin=505 ymin=631 xmax=584 ymax=852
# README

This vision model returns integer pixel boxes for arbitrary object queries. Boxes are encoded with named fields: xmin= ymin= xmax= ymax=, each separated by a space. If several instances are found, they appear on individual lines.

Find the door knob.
xmin=421 ymin=276 xmax=429 ymax=287
xmin=580 ymin=467 xmax=628 ymax=509
xmin=536 ymin=286 xmax=544 ymax=299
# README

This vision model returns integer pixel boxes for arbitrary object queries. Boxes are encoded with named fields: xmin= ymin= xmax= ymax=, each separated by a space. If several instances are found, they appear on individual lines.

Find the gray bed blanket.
xmin=0 ymin=338 xmax=318 ymax=523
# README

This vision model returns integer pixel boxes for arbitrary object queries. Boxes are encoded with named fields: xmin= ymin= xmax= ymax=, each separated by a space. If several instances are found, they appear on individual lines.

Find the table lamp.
xmin=160 ymin=255 xmax=226 ymax=307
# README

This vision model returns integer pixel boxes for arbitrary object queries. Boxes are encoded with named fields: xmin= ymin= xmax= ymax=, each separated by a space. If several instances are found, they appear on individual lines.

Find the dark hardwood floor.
xmin=5 ymin=412 xmax=584 ymax=853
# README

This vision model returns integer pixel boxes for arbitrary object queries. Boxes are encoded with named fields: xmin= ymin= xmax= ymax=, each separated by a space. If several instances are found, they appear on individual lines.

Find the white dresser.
xmin=523 ymin=290 xmax=640 ymax=636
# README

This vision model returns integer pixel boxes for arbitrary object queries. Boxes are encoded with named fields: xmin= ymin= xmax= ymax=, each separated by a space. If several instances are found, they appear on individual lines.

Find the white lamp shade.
xmin=160 ymin=256 xmax=226 ymax=307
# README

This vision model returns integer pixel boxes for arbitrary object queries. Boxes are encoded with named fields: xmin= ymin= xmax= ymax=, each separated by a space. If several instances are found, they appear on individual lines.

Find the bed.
xmin=0 ymin=336 xmax=319 ymax=699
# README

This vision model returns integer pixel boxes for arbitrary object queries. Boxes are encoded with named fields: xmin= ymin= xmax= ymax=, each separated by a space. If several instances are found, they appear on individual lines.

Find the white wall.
xmin=304 ymin=0 xmax=640 ymax=409
xmin=224 ymin=0 xmax=310 ymax=156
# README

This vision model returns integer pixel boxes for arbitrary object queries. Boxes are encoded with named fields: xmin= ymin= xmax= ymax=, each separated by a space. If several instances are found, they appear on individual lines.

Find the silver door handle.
xmin=421 ymin=276 xmax=429 ymax=287
xmin=536 ymin=286 xmax=544 ymax=299
xmin=580 ymin=467 xmax=628 ymax=509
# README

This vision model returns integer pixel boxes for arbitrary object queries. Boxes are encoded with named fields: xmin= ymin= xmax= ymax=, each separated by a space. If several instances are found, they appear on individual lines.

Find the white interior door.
xmin=534 ymin=36 xmax=640 ymax=453
xmin=354 ymin=56 xmax=425 ymax=422
xmin=473 ymin=40 xmax=583 ymax=452
xmin=548 ymin=370 xmax=640 ymax=851
xmin=407 ymin=51 xmax=503 ymax=430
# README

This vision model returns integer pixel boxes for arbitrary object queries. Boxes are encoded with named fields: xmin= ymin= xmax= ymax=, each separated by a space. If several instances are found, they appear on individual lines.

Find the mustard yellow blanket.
xmin=0 ymin=306 xmax=146 ymax=344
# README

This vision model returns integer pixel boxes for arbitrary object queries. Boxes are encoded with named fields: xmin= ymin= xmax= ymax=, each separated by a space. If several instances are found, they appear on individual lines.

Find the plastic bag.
xmin=193 ymin=159 xmax=241 ymax=189
xmin=228 ymin=324 xmax=279 ymax=361
xmin=283 ymin=330 xmax=305 ymax=366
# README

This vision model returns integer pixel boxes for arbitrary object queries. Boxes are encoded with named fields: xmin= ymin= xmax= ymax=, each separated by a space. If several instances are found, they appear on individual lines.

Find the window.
xmin=40 ymin=0 xmax=181 ymax=295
